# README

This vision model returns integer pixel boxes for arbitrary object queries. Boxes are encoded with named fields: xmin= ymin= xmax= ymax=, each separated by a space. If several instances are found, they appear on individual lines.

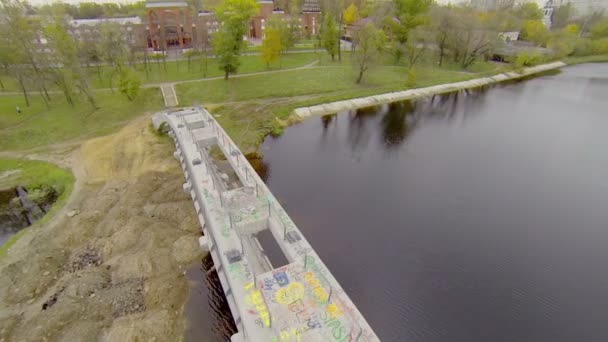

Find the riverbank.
xmin=293 ymin=61 xmax=567 ymax=118
xmin=0 ymin=117 xmax=204 ymax=341
xmin=0 ymin=158 xmax=74 ymax=253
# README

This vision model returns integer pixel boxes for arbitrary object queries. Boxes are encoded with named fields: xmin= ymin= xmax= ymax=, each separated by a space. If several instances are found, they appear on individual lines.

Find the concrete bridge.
xmin=153 ymin=107 xmax=379 ymax=342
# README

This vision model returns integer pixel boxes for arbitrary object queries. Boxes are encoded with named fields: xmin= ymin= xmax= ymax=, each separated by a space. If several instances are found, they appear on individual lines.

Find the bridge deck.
xmin=154 ymin=107 xmax=379 ymax=342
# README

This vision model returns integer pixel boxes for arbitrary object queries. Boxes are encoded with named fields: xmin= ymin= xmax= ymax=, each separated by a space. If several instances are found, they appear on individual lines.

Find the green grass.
xmin=565 ymin=54 xmax=608 ymax=65
xmin=177 ymin=61 xmax=494 ymax=105
xmin=0 ymin=158 xmax=74 ymax=255
xmin=99 ymin=52 xmax=319 ymax=86
xmin=0 ymin=158 xmax=73 ymax=193
xmin=0 ymin=87 xmax=163 ymax=151
xmin=0 ymin=53 xmax=319 ymax=92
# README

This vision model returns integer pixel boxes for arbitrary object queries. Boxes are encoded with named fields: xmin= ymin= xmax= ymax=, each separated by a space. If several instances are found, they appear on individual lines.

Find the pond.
xmin=258 ymin=63 xmax=608 ymax=341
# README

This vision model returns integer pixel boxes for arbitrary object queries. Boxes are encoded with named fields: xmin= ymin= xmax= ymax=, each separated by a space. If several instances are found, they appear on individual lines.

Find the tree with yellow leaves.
xmin=343 ymin=3 xmax=359 ymax=24
xmin=261 ymin=28 xmax=283 ymax=69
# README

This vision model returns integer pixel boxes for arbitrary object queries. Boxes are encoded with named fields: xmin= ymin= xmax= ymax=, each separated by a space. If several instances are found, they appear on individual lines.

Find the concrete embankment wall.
xmin=294 ymin=61 xmax=567 ymax=118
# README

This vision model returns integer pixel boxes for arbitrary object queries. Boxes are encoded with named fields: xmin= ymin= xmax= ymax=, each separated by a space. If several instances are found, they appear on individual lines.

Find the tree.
xmin=353 ymin=22 xmax=385 ymax=84
xmin=343 ymin=3 xmax=360 ymax=24
xmin=551 ymin=3 xmax=574 ymax=29
xmin=430 ymin=5 xmax=455 ymax=66
xmin=521 ymin=19 xmax=550 ymax=46
xmin=261 ymin=28 xmax=282 ymax=68
xmin=514 ymin=2 xmax=543 ymax=21
xmin=405 ymin=27 xmax=428 ymax=69
xmin=389 ymin=0 xmax=432 ymax=63
xmin=267 ymin=14 xmax=301 ymax=53
xmin=213 ymin=0 xmax=258 ymax=79
xmin=98 ymin=22 xmax=127 ymax=90
xmin=590 ymin=18 xmax=608 ymax=39
xmin=118 ymin=68 xmax=141 ymax=101
xmin=77 ymin=2 xmax=103 ymax=19
xmin=321 ymin=14 xmax=340 ymax=61
xmin=43 ymin=11 xmax=98 ymax=109
xmin=0 ymin=0 xmax=50 ymax=106
xmin=446 ymin=9 xmax=498 ymax=69
xmin=213 ymin=30 xmax=242 ymax=80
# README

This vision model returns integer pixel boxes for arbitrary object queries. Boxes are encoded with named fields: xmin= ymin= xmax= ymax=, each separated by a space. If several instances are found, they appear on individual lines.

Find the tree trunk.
xmin=38 ymin=88 xmax=49 ymax=109
xmin=17 ymin=74 xmax=30 ymax=107
xmin=224 ymin=69 xmax=229 ymax=80
xmin=43 ymin=86 xmax=51 ymax=102
xmin=338 ymin=15 xmax=342 ymax=62
xmin=356 ymin=69 xmax=364 ymax=84
xmin=0 ymin=76 xmax=4 ymax=90
xmin=97 ymin=64 xmax=102 ymax=83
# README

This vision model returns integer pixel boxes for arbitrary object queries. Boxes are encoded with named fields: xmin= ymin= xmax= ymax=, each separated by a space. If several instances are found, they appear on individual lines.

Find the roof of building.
xmin=69 ymin=17 xmax=142 ymax=27
xmin=145 ymin=0 xmax=188 ymax=8
xmin=302 ymin=0 xmax=321 ymax=12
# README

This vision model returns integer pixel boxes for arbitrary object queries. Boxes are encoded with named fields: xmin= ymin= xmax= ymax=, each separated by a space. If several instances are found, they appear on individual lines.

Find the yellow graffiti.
xmin=273 ymin=326 xmax=308 ymax=342
xmin=303 ymin=272 xmax=329 ymax=303
xmin=245 ymin=282 xmax=270 ymax=327
xmin=326 ymin=302 xmax=343 ymax=320
xmin=303 ymin=272 xmax=344 ymax=319
xmin=275 ymin=282 xmax=305 ymax=304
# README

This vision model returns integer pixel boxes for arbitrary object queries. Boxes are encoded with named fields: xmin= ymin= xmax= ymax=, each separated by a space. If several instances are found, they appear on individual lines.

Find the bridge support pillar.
xmin=199 ymin=235 xmax=210 ymax=251
xmin=182 ymin=182 xmax=191 ymax=194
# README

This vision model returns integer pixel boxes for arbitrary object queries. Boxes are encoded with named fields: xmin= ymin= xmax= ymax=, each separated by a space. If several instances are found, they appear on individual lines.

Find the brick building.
xmin=68 ymin=17 xmax=143 ymax=46
xmin=144 ymin=0 xmax=321 ymax=51
xmin=145 ymin=1 xmax=193 ymax=50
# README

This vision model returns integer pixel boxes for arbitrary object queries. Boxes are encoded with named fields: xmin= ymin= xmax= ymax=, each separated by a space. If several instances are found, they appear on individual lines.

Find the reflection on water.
xmin=184 ymin=254 xmax=237 ymax=342
xmin=260 ymin=64 xmax=608 ymax=342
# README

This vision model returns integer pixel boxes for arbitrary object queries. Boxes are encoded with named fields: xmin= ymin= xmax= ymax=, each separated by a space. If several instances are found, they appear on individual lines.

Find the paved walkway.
xmin=160 ymin=84 xmax=178 ymax=107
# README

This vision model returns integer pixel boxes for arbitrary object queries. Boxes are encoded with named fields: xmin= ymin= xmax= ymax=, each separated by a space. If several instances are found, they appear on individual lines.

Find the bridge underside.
xmin=153 ymin=107 xmax=379 ymax=342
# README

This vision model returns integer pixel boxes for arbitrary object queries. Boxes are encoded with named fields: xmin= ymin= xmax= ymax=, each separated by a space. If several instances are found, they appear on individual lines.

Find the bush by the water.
xmin=515 ymin=51 xmax=545 ymax=67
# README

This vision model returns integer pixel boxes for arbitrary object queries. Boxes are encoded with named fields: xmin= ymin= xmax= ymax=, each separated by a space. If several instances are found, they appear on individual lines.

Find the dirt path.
xmin=0 ymin=116 xmax=205 ymax=341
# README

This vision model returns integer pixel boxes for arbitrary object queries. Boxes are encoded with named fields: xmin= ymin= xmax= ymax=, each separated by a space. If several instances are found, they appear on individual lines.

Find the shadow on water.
xmin=246 ymin=152 xmax=270 ymax=183
xmin=337 ymin=87 xmax=491 ymax=152
xmin=184 ymin=254 xmax=238 ymax=342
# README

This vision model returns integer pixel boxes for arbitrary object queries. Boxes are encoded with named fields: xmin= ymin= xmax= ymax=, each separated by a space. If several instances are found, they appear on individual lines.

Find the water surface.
xmin=260 ymin=64 xmax=608 ymax=341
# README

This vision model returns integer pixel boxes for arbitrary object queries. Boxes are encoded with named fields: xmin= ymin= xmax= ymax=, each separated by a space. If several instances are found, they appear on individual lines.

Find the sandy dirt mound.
xmin=0 ymin=117 xmax=203 ymax=342
xmin=80 ymin=116 xmax=177 ymax=183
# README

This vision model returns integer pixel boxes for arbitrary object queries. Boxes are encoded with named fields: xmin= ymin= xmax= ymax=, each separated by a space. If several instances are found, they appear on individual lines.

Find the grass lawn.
xmin=0 ymin=157 xmax=74 ymax=255
xmin=177 ymin=63 xmax=489 ymax=105
xmin=0 ymin=87 xmax=163 ymax=151
xmin=565 ymin=54 xmax=608 ymax=65
xmin=0 ymin=52 xmax=320 ymax=92
xmin=0 ymin=158 xmax=73 ymax=193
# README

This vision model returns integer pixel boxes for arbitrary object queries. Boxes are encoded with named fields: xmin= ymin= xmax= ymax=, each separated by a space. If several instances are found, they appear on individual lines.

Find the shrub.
xmin=515 ymin=50 xmax=545 ymax=67
xmin=592 ymin=38 xmax=608 ymax=54
xmin=572 ymin=38 xmax=595 ymax=56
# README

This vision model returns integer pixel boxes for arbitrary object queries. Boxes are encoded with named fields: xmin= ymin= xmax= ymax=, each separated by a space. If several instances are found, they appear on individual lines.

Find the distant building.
xmin=498 ymin=31 xmax=520 ymax=42
xmin=470 ymin=0 xmax=515 ymax=10
xmin=46 ymin=0 xmax=321 ymax=53
xmin=68 ymin=17 xmax=143 ymax=45
xmin=143 ymin=0 xmax=321 ymax=51
xmin=542 ymin=0 xmax=608 ymax=27
xmin=551 ymin=0 xmax=608 ymax=16
xmin=145 ymin=1 xmax=192 ymax=50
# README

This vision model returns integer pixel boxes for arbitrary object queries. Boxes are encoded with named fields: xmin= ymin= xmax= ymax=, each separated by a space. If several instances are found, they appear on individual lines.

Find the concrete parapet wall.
xmin=294 ymin=61 xmax=567 ymax=118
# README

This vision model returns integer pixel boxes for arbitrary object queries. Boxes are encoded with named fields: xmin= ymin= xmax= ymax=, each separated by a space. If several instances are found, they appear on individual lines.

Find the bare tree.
xmin=353 ymin=22 xmax=385 ymax=84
